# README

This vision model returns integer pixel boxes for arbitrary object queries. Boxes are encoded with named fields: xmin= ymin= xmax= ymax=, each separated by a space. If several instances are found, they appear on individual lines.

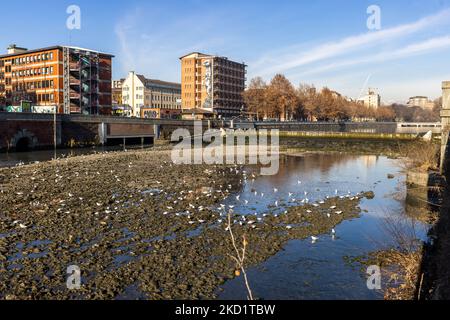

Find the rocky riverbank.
xmin=0 ymin=149 xmax=371 ymax=300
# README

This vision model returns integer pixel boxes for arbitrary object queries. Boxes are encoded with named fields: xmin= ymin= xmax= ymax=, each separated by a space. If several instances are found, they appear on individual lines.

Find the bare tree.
xmin=226 ymin=211 xmax=254 ymax=300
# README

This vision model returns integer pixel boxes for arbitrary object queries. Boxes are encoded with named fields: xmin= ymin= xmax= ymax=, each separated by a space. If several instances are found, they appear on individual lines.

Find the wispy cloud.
xmin=114 ymin=5 xmax=237 ymax=80
xmin=252 ymin=8 xmax=450 ymax=77
xmin=294 ymin=35 xmax=450 ymax=77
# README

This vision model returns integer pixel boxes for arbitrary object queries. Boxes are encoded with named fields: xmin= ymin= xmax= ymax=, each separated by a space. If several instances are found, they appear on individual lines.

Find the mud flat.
xmin=0 ymin=149 xmax=371 ymax=300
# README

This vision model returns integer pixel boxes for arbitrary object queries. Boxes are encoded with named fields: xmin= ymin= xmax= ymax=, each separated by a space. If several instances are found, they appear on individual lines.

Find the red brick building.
xmin=0 ymin=44 xmax=114 ymax=115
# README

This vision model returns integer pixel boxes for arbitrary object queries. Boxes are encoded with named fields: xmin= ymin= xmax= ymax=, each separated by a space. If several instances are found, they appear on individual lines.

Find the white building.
xmin=358 ymin=89 xmax=381 ymax=109
xmin=407 ymin=96 xmax=434 ymax=110
xmin=121 ymin=71 xmax=181 ymax=117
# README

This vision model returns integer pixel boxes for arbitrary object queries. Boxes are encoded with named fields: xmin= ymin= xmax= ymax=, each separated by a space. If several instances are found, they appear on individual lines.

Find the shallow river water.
xmin=217 ymin=153 xmax=429 ymax=300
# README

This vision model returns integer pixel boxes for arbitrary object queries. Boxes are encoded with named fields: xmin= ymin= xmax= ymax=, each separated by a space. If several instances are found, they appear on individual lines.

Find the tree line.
xmin=242 ymin=74 xmax=440 ymax=122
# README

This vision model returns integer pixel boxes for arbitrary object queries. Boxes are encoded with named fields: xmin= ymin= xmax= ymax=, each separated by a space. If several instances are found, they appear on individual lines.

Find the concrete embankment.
xmin=418 ymin=173 xmax=450 ymax=300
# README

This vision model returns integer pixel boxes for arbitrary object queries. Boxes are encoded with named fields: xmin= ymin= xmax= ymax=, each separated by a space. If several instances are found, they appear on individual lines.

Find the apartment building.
xmin=121 ymin=71 xmax=181 ymax=117
xmin=180 ymin=52 xmax=247 ymax=117
xmin=357 ymin=89 xmax=381 ymax=109
xmin=407 ymin=96 xmax=435 ymax=110
xmin=0 ymin=44 xmax=113 ymax=114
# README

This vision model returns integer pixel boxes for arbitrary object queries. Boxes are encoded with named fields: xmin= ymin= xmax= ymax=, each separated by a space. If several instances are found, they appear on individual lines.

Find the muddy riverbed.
xmin=0 ymin=149 xmax=429 ymax=300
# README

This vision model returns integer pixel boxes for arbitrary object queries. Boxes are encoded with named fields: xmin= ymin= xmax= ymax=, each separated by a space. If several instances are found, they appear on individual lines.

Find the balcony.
xmin=69 ymin=63 xmax=80 ymax=71
xmin=70 ymin=104 xmax=81 ymax=113
xmin=69 ymin=77 xmax=80 ymax=86
xmin=70 ymin=91 xmax=80 ymax=99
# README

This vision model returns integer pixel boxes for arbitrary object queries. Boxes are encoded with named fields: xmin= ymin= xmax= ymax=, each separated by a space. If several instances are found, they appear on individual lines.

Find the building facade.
xmin=407 ymin=96 xmax=434 ymax=110
xmin=0 ymin=44 xmax=114 ymax=114
xmin=112 ymin=79 xmax=124 ymax=105
xmin=358 ymin=89 xmax=381 ymax=109
xmin=180 ymin=52 xmax=246 ymax=117
xmin=121 ymin=71 xmax=181 ymax=118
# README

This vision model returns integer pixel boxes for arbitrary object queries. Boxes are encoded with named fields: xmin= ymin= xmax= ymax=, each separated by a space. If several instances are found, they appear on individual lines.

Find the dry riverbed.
xmin=0 ymin=149 xmax=371 ymax=300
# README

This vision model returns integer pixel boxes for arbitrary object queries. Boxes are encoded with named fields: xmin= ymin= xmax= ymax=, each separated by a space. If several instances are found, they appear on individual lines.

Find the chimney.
xmin=7 ymin=44 xmax=28 ymax=55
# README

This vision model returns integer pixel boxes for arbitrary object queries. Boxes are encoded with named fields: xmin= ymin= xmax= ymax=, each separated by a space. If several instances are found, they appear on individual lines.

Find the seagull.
xmin=274 ymin=188 xmax=278 ymax=193
xmin=244 ymin=200 xmax=249 ymax=205
xmin=311 ymin=236 xmax=319 ymax=243
xmin=335 ymin=211 xmax=343 ymax=215
xmin=275 ymin=201 xmax=278 ymax=207
xmin=298 ymin=180 xmax=302 ymax=185
xmin=331 ymin=229 xmax=336 ymax=234
xmin=327 ymin=213 xmax=331 ymax=218
xmin=236 ymin=195 xmax=240 ymax=201
xmin=288 ymin=193 xmax=293 ymax=197
xmin=286 ymin=225 xmax=292 ymax=230
xmin=330 ymin=206 xmax=337 ymax=209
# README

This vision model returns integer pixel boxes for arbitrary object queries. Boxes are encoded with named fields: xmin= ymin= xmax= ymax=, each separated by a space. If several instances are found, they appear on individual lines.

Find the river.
xmin=217 ymin=153 xmax=430 ymax=300
xmin=0 ymin=149 xmax=430 ymax=300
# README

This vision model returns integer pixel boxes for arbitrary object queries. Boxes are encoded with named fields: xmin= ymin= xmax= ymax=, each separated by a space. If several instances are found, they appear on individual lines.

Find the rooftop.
xmin=179 ymin=52 xmax=247 ymax=66
xmin=135 ymin=74 xmax=181 ymax=90
xmin=0 ymin=45 xmax=114 ymax=59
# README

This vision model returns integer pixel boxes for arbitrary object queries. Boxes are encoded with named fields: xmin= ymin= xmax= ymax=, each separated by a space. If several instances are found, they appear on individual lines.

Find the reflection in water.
xmin=218 ymin=154 xmax=430 ymax=300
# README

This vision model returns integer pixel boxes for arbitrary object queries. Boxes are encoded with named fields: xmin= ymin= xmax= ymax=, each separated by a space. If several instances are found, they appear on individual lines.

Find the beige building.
xmin=121 ymin=71 xmax=181 ymax=117
xmin=407 ymin=96 xmax=434 ymax=110
xmin=358 ymin=89 xmax=381 ymax=109
xmin=180 ymin=52 xmax=246 ymax=118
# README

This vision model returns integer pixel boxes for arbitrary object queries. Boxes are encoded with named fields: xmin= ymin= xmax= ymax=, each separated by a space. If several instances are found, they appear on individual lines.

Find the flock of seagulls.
xmin=151 ymin=166 xmax=361 ymax=244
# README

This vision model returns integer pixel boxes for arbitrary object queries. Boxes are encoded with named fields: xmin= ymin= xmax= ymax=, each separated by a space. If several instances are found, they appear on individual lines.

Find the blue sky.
xmin=2 ymin=0 xmax=450 ymax=103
